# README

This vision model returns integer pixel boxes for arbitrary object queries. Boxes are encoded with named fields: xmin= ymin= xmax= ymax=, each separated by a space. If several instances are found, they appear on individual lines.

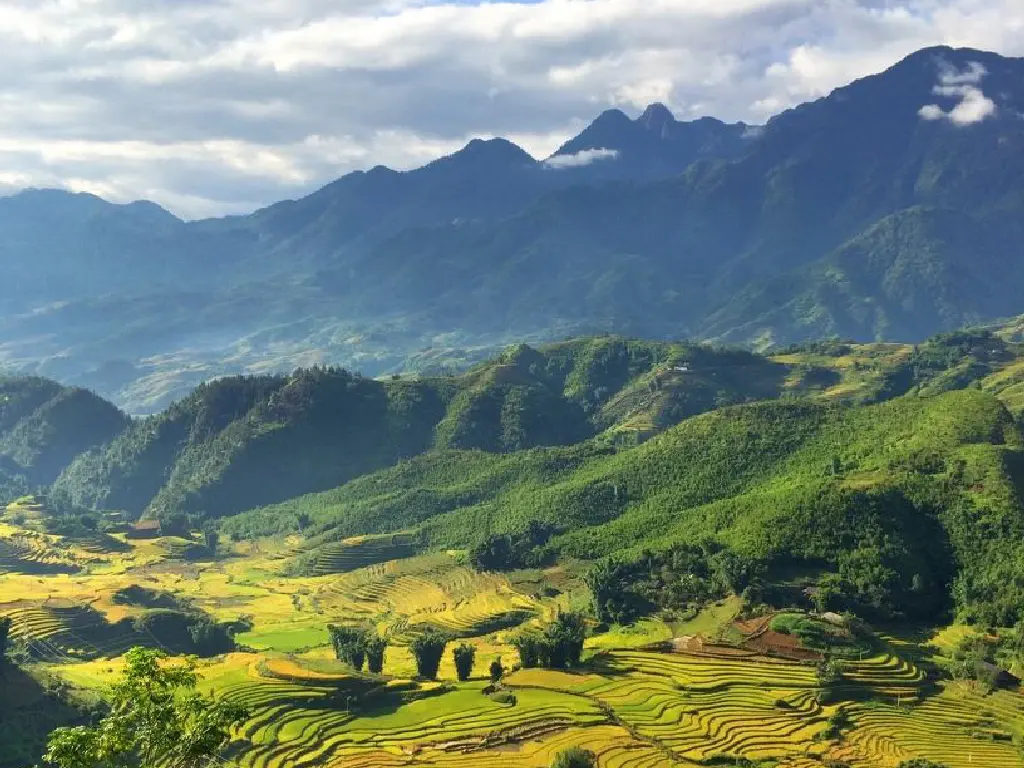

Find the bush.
xmin=453 ymin=643 xmax=476 ymax=682
xmin=410 ymin=629 xmax=450 ymax=680
xmin=489 ymin=690 xmax=517 ymax=705
xmin=551 ymin=746 xmax=596 ymax=768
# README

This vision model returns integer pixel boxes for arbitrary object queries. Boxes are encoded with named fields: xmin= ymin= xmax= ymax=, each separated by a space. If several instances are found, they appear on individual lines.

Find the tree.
xmin=328 ymin=625 xmax=367 ymax=671
xmin=202 ymin=527 xmax=219 ymax=555
xmin=543 ymin=612 xmax=587 ymax=669
xmin=409 ymin=629 xmax=449 ymax=680
xmin=511 ymin=633 xmax=545 ymax=669
xmin=43 ymin=647 xmax=246 ymax=768
xmin=551 ymin=746 xmax=597 ymax=768
xmin=365 ymin=634 xmax=387 ymax=675
xmin=0 ymin=616 xmax=11 ymax=664
xmin=453 ymin=644 xmax=476 ymax=682
xmin=489 ymin=657 xmax=504 ymax=684
xmin=897 ymin=761 xmax=950 ymax=768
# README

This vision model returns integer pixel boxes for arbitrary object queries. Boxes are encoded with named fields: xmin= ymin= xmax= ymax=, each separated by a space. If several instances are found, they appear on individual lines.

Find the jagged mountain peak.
xmin=638 ymin=102 xmax=675 ymax=132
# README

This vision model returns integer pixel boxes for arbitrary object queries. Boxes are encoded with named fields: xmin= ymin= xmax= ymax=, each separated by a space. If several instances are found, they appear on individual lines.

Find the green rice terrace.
xmin=5 ymin=330 xmax=1024 ymax=767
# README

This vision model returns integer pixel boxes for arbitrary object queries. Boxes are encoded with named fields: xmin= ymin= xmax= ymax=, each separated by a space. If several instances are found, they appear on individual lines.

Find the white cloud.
xmin=0 ymin=0 xmax=1020 ymax=215
xmin=544 ymin=147 xmax=619 ymax=168
xmin=919 ymin=60 xmax=998 ymax=126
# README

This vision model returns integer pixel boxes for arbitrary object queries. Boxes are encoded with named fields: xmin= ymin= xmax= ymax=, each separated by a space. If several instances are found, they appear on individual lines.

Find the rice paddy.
xmin=3 ymin=515 xmax=1024 ymax=768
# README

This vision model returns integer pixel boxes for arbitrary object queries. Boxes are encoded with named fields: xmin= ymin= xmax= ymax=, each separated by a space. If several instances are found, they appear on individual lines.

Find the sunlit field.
xmin=4 ymin=502 xmax=1024 ymax=768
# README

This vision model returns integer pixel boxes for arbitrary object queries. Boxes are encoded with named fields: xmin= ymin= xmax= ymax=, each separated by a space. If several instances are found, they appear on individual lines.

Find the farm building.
xmin=125 ymin=519 xmax=162 ymax=540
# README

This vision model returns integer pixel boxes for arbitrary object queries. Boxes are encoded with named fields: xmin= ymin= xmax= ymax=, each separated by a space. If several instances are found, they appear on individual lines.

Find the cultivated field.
xmin=3 ymin=508 xmax=1024 ymax=768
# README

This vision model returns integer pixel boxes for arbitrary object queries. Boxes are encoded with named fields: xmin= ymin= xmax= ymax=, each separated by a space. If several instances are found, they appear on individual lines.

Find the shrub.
xmin=453 ymin=643 xmax=476 ymax=682
xmin=410 ymin=629 xmax=450 ymax=680
xmin=551 ymin=746 xmax=596 ymax=768
xmin=489 ymin=690 xmax=517 ymax=705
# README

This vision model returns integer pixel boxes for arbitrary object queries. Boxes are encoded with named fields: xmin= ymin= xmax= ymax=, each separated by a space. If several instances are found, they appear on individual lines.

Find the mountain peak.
xmin=443 ymin=137 xmax=536 ymax=167
xmin=638 ymin=103 xmax=675 ymax=132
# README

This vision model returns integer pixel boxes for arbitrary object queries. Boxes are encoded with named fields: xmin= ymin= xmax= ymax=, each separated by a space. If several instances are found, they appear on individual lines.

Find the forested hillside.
xmin=51 ymin=338 xmax=815 ymax=519
xmin=2 ymin=325 xmax=1019 ymax=535
xmin=0 ymin=377 xmax=128 ymax=501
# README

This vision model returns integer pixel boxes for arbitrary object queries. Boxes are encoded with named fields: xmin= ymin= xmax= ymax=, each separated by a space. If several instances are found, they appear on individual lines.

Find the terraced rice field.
xmin=0 ymin=600 xmax=139 ymax=660
xmin=0 ymin=531 xmax=78 ymax=574
xmin=5 ymin=518 xmax=1024 ymax=768
xmin=307 ymin=534 xmax=419 ymax=576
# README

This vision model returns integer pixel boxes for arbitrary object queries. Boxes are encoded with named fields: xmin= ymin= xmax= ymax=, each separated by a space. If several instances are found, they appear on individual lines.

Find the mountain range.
xmin=1 ymin=45 xmax=1023 ymax=413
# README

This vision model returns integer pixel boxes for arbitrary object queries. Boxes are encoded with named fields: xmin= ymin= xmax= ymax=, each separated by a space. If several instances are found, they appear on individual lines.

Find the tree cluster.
xmin=512 ymin=613 xmax=587 ymax=670
xmin=585 ymin=543 xmax=760 ymax=625
xmin=468 ymin=521 xmax=556 ymax=571
xmin=409 ymin=629 xmax=450 ymax=680
xmin=328 ymin=624 xmax=388 ymax=674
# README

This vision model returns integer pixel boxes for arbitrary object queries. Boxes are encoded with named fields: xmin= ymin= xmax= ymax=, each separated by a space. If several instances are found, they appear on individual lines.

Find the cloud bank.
xmin=0 ymin=0 xmax=1021 ymax=217
xmin=544 ymin=148 xmax=619 ymax=168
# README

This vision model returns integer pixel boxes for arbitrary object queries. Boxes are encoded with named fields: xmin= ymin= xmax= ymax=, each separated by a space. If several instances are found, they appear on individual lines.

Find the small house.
xmin=125 ymin=519 xmax=162 ymax=540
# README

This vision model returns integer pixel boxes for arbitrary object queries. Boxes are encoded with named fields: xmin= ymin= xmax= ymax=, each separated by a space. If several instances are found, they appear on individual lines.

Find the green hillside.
xmin=53 ymin=338 xmax=849 ymax=523
xmin=227 ymin=387 xmax=1024 ymax=625
xmin=0 ymin=377 xmax=128 ymax=499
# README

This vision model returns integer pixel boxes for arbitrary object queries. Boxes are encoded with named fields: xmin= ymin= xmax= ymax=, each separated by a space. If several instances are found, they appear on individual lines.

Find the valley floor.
xmin=3 ymin=518 xmax=1024 ymax=768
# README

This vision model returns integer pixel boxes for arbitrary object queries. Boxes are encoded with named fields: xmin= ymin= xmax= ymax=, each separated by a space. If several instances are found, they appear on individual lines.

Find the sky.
xmin=0 ymin=0 xmax=1022 ymax=219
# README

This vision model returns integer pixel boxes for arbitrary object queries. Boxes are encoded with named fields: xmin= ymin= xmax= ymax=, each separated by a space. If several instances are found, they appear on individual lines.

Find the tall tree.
xmin=452 ymin=644 xmax=476 ymax=682
xmin=409 ymin=630 xmax=449 ymax=680
xmin=0 ymin=616 xmax=11 ymax=664
xmin=43 ymin=647 xmax=246 ymax=768
xmin=365 ymin=634 xmax=387 ymax=675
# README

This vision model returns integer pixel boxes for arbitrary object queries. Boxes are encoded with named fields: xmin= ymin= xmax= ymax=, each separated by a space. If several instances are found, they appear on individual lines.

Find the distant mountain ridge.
xmin=1 ymin=45 xmax=1023 ymax=412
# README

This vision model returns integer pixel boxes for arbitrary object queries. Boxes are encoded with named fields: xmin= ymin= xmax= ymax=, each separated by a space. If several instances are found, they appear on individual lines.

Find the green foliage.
xmin=452 ymin=643 xmax=476 ymax=681
xmin=409 ymin=630 xmax=450 ymax=680
xmin=585 ymin=543 xmax=755 ymax=625
xmin=488 ymin=657 xmax=504 ymax=683
xmin=816 ymin=657 xmax=845 ymax=687
xmin=469 ymin=521 xmax=556 ymax=571
xmin=511 ymin=634 xmax=545 ymax=669
xmin=512 ymin=613 xmax=587 ymax=670
xmin=365 ymin=634 xmax=387 ymax=675
xmin=896 ymin=761 xmax=950 ymax=768
xmin=0 ymin=616 xmax=10 ymax=663
xmin=0 ymin=377 xmax=128 ymax=487
xmin=328 ymin=625 xmax=368 ymax=672
xmin=42 ymin=647 xmax=246 ymax=768
xmin=131 ymin=610 xmax=235 ymax=657
xmin=550 ymin=746 xmax=597 ymax=768
xmin=111 ymin=586 xmax=181 ymax=610
xmin=224 ymin=384 xmax=1024 ymax=625
xmin=488 ymin=690 xmax=517 ymax=705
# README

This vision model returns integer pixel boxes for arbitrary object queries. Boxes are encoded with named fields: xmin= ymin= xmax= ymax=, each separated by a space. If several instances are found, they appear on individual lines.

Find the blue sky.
xmin=0 ymin=0 xmax=1020 ymax=217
